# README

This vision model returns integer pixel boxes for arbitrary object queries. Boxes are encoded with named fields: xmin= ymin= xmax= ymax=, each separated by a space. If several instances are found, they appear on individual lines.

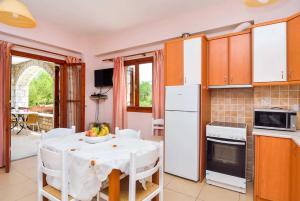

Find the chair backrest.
xmin=115 ymin=127 xmax=141 ymax=139
xmin=152 ymin=118 xmax=164 ymax=133
xmin=39 ymin=146 xmax=63 ymax=177
xmin=26 ymin=114 xmax=39 ymax=124
xmin=42 ymin=128 xmax=73 ymax=140
xmin=128 ymin=141 xmax=164 ymax=201
xmin=37 ymin=145 xmax=69 ymax=201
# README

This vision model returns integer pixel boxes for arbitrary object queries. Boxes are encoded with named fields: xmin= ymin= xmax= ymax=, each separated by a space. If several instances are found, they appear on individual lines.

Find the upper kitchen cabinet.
xmin=287 ymin=14 xmax=300 ymax=82
xmin=208 ymin=31 xmax=251 ymax=87
xmin=184 ymin=37 xmax=202 ymax=85
xmin=253 ymin=22 xmax=287 ymax=83
xmin=208 ymin=37 xmax=228 ymax=86
xmin=164 ymin=39 xmax=184 ymax=86
xmin=164 ymin=36 xmax=206 ymax=86
xmin=229 ymin=33 xmax=252 ymax=85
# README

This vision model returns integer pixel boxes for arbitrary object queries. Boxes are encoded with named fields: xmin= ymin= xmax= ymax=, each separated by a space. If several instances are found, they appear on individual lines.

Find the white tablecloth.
xmin=41 ymin=133 xmax=159 ymax=201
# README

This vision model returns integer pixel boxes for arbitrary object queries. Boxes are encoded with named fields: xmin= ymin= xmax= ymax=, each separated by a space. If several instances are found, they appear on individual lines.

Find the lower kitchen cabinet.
xmin=254 ymin=136 xmax=292 ymax=201
xmin=291 ymin=142 xmax=300 ymax=201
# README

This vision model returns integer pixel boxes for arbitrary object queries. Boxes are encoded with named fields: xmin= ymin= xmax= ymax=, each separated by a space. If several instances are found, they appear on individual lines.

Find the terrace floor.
xmin=11 ymin=128 xmax=41 ymax=161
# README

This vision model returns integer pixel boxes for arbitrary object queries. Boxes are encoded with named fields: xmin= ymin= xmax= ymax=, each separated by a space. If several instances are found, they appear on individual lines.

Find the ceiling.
xmin=22 ymin=0 xmax=225 ymax=35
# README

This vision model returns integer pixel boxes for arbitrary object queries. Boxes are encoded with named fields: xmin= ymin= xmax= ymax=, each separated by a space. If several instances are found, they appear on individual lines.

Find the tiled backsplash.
xmin=210 ymin=85 xmax=300 ymax=180
xmin=254 ymin=85 xmax=300 ymax=128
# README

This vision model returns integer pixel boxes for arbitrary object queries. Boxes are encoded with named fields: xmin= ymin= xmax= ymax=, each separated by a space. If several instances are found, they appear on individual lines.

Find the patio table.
xmin=11 ymin=110 xmax=38 ymax=134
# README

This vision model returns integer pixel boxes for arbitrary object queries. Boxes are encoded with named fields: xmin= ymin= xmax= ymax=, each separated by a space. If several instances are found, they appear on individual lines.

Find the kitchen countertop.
xmin=253 ymin=128 xmax=300 ymax=146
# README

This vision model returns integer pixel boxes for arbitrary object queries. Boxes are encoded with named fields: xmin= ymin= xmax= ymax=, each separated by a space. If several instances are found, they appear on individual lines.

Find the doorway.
xmin=2 ymin=49 xmax=85 ymax=173
xmin=10 ymin=56 xmax=56 ymax=160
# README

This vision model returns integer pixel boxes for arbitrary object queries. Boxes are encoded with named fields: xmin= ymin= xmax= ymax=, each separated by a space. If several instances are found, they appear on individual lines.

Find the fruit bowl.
xmin=84 ymin=135 xmax=111 ymax=144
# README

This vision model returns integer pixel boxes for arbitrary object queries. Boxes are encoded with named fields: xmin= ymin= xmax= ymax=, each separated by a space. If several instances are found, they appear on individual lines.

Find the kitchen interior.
xmin=163 ymin=10 xmax=300 ymax=201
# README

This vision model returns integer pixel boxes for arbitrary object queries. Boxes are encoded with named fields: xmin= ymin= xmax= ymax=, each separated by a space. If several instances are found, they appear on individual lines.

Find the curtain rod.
xmin=13 ymin=44 xmax=69 ymax=58
xmin=102 ymin=50 xmax=155 ymax=62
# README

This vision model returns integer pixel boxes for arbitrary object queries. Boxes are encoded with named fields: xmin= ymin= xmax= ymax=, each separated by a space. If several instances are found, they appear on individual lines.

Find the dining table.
xmin=11 ymin=110 xmax=38 ymax=134
xmin=41 ymin=132 xmax=161 ymax=201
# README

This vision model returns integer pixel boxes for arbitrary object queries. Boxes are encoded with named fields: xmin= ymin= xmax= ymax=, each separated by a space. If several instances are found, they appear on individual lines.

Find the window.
xmin=125 ymin=57 xmax=153 ymax=113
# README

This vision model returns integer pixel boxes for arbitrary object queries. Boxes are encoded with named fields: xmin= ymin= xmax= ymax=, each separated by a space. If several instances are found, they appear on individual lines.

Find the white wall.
xmin=87 ymin=1 xmax=300 ymax=135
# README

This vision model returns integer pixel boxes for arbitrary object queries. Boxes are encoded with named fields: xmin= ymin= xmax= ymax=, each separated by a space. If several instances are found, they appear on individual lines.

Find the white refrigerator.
xmin=165 ymin=85 xmax=200 ymax=181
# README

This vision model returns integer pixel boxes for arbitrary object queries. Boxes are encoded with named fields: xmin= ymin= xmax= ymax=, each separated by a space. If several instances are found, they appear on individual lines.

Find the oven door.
xmin=206 ymin=137 xmax=246 ymax=178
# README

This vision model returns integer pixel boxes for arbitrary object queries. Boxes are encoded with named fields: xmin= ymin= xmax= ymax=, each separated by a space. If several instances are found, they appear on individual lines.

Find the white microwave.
xmin=254 ymin=108 xmax=297 ymax=131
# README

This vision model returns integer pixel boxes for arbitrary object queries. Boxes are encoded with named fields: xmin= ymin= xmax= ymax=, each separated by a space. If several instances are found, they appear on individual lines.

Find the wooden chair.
xmin=100 ymin=141 xmax=164 ymax=201
xmin=151 ymin=118 xmax=164 ymax=135
xmin=115 ymin=127 xmax=141 ymax=139
xmin=11 ymin=114 xmax=18 ymax=129
xmin=37 ymin=146 xmax=73 ymax=201
xmin=24 ymin=113 xmax=40 ymax=132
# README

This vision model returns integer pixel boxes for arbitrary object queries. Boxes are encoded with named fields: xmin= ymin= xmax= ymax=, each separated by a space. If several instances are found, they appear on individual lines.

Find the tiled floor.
xmin=0 ymin=157 xmax=253 ymax=201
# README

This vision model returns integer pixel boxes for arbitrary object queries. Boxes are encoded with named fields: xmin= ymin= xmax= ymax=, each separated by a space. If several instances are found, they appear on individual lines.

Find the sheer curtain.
xmin=112 ymin=57 xmax=127 ymax=132
xmin=0 ymin=41 xmax=11 ymax=170
xmin=152 ymin=50 xmax=164 ymax=136
xmin=62 ymin=56 xmax=85 ymax=132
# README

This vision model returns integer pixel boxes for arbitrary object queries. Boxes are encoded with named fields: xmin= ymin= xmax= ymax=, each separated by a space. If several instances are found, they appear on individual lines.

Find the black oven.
xmin=254 ymin=109 xmax=297 ymax=131
xmin=206 ymin=137 xmax=246 ymax=178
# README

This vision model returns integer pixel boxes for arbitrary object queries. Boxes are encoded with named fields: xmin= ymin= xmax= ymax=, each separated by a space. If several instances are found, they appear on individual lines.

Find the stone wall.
xmin=38 ymin=114 xmax=54 ymax=132
xmin=11 ymin=59 xmax=55 ymax=108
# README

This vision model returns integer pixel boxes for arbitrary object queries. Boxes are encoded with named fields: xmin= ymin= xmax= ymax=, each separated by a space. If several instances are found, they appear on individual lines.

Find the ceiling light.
xmin=244 ymin=0 xmax=278 ymax=7
xmin=0 ymin=0 xmax=36 ymax=28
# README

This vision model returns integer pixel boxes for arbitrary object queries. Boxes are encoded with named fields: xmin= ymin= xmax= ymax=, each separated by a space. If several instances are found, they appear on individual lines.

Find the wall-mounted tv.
xmin=94 ymin=68 xmax=113 ymax=87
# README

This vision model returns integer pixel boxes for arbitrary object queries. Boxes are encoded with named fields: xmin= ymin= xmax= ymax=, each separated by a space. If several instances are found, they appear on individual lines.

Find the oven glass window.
xmin=255 ymin=112 xmax=287 ymax=128
xmin=207 ymin=138 xmax=246 ymax=178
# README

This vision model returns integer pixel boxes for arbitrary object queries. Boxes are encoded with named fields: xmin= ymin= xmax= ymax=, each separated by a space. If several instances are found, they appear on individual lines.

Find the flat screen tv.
xmin=94 ymin=68 xmax=113 ymax=87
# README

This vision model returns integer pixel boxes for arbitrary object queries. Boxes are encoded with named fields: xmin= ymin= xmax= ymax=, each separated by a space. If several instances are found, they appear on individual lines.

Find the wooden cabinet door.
xmin=229 ymin=33 xmax=251 ymax=85
xmin=253 ymin=22 xmax=287 ymax=82
xmin=164 ymin=39 xmax=183 ymax=86
xmin=255 ymin=136 xmax=291 ymax=201
xmin=288 ymin=15 xmax=300 ymax=81
xmin=184 ymin=37 xmax=202 ymax=85
xmin=208 ymin=38 xmax=229 ymax=86
xmin=291 ymin=143 xmax=300 ymax=201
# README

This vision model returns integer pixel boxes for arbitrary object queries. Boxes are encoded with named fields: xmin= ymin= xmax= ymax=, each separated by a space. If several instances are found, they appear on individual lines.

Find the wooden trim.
xmin=287 ymin=12 xmax=300 ymax=21
xmin=124 ymin=57 xmax=153 ymax=66
xmin=60 ymin=64 xmax=67 ymax=127
xmin=80 ymin=63 xmax=86 ymax=132
xmin=250 ymin=18 xmax=288 ymax=29
xmin=135 ymin=64 xmax=140 ymax=107
xmin=127 ymin=106 xmax=152 ymax=113
xmin=108 ymin=169 xmax=121 ymax=201
xmin=252 ymin=81 xmax=300 ymax=86
xmin=4 ymin=48 xmax=11 ymax=173
xmin=207 ymin=30 xmax=251 ymax=41
xmin=199 ymin=37 xmax=210 ymax=182
xmin=11 ymin=50 xmax=66 ymax=64
xmin=54 ymin=66 xmax=60 ymax=128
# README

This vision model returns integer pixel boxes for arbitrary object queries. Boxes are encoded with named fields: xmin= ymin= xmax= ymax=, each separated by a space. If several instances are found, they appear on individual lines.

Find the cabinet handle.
xmin=224 ymin=76 xmax=228 ymax=83
xmin=281 ymin=71 xmax=284 ymax=80
xmin=289 ymin=70 xmax=293 ymax=80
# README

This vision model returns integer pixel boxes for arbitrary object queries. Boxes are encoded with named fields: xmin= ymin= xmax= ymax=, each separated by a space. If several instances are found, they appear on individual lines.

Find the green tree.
xmin=139 ymin=81 xmax=152 ymax=107
xmin=29 ymin=71 xmax=54 ymax=106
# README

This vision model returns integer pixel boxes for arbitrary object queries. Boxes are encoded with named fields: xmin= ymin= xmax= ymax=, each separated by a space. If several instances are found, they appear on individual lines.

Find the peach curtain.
xmin=112 ymin=57 xmax=127 ymax=132
xmin=152 ymin=50 xmax=164 ymax=136
xmin=64 ymin=56 xmax=85 ymax=132
xmin=0 ymin=41 xmax=11 ymax=168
